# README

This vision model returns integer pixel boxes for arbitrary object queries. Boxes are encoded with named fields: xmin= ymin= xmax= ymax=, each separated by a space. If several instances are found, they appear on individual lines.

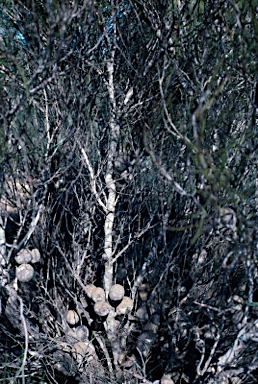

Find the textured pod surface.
xmin=16 ymin=263 xmax=34 ymax=282
xmin=65 ymin=329 xmax=78 ymax=344
xmin=109 ymin=284 xmax=125 ymax=301
xmin=91 ymin=287 xmax=105 ymax=302
xmin=15 ymin=249 xmax=32 ymax=264
xmin=72 ymin=341 xmax=96 ymax=364
xmin=66 ymin=310 xmax=80 ymax=325
xmin=75 ymin=325 xmax=89 ymax=341
xmin=116 ymin=296 xmax=133 ymax=315
xmin=31 ymin=248 xmax=41 ymax=263
xmin=84 ymin=284 xmax=96 ymax=299
xmin=106 ymin=314 xmax=120 ymax=333
xmin=94 ymin=301 xmax=111 ymax=316
xmin=53 ymin=350 xmax=74 ymax=376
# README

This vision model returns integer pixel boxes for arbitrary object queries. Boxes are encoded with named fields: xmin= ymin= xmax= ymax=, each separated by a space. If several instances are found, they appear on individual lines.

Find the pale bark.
xmin=101 ymin=39 xmax=120 ymax=294
xmin=0 ymin=215 xmax=8 ymax=288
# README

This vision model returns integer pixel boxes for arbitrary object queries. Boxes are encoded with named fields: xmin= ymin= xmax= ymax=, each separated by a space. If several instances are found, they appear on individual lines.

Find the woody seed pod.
xmin=109 ymin=284 xmax=125 ymax=301
xmin=16 ymin=264 xmax=34 ymax=282
xmin=84 ymin=284 xmax=96 ymax=299
xmin=116 ymin=296 xmax=133 ymax=315
xmin=72 ymin=341 xmax=96 ymax=364
xmin=66 ymin=310 xmax=80 ymax=325
xmin=94 ymin=301 xmax=111 ymax=317
xmin=15 ymin=249 xmax=32 ymax=264
xmin=139 ymin=283 xmax=150 ymax=301
xmin=31 ymin=248 xmax=41 ymax=263
xmin=91 ymin=287 xmax=105 ymax=302
xmin=75 ymin=325 xmax=89 ymax=341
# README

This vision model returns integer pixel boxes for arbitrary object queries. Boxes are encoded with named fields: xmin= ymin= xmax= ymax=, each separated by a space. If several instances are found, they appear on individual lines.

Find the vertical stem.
xmin=103 ymin=61 xmax=120 ymax=295
xmin=102 ymin=9 xmax=119 ymax=295
xmin=0 ymin=216 xmax=8 ymax=288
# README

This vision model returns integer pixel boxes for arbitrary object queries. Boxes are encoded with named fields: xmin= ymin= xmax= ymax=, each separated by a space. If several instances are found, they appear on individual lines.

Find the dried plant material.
xmin=233 ymin=295 xmax=244 ymax=304
xmin=16 ymin=263 xmax=34 ymax=282
xmin=161 ymin=374 xmax=175 ymax=384
xmin=204 ymin=331 xmax=215 ymax=339
xmin=79 ymin=295 xmax=88 ymax=308
xmin=94 ymin=301 xmax=111 ymax=316
xmin=230 ymin=378 xmax=241 ymax=384
xmin=135 ymin=304 xmax=149 ymax=321
xmin=84 ymin=284 xmax=96 ymax=299
xmin=72 ymin=341 xmax=96 ymax=364
xmin=137 ymin=330 xmax=156 ymax=356
xmin=106 ymin=311 xmax=120 ymax=332
xmin=117 ymin=351 xmax=126 ymax=365
xmin=114 ymin=155 xmax=129 ymax=172
xmin=53 ymin=350 xmax=74 ymax=376
xmin=66 ymin=310 xmax=80 ymax=325
xmin=143 ymin=313 xmax=160 ymax=333
xmin=65 ymin=329 xmax=78 ymax=344
xmin=31 ymin=248 xmax=41 ymax=263
xmin=91 ymin=287 xmax=105 ymax=302
xmin=75 ymin=325 xmax=89 ymax=341
xmin=218 ymin=207 xmax=237 ymax=230
xmin=109 ymin=284 xmax=125 ymax=301
xmin=15 ymin=249 xmax=32 ymax=264
xmin=116 ymin=296 xmax=133 ymax=315
xmin=121 ymin=354 xmax=136 ymax=368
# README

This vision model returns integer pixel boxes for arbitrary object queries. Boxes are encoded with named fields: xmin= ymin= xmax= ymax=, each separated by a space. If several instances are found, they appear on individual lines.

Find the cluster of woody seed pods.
xmin=66 ymin=283 xmax=133 ymax=327
xmin=63 ymin=283 xmax=165 ymax=376
xmin=65 ymin=284 xmax=133 ymax=368
xmin=15 ymin=248 xmax=41 ymax=282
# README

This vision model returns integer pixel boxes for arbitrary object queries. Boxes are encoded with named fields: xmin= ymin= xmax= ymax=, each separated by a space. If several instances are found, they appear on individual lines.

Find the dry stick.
xmin=143 ymin=125 xmax=192 ymax=198
xmin=6 ymin=287 xmax=29 ymax=384
xmin=197 ymin=331 xmax=221 ymax=376
xmin=131 ymin=243 xmax=158 ymax=301
xmin=79 ymin=143 xmax=108 ymax=213
xmin=43 ymin=88 xmax=51 ymax=156
xmin=0 ymin=215 xmax=8 ymax=291
xmin=217 ymin=319 xmax=258 ymax=374
xmin=94 ymin=333 xmax=115 ymax=379
xmin=112 ymin=220 xmax=154 ymax=264
xmin=19 ymin=205 xmax=43 ymax=249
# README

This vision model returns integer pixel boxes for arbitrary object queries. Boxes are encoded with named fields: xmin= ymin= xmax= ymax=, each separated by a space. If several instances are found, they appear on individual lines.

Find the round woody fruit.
xmin=16 ymin=264 xmax=34 ymax=282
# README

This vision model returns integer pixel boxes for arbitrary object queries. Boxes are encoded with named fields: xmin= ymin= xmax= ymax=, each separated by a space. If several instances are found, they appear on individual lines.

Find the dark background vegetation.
xmin=0 ymin=0 xmax=258 ymax=383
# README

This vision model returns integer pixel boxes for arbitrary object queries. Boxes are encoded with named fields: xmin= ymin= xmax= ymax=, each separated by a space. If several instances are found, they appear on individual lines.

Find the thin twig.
xmin=79 ymin=143 xmax=108 ymax=213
